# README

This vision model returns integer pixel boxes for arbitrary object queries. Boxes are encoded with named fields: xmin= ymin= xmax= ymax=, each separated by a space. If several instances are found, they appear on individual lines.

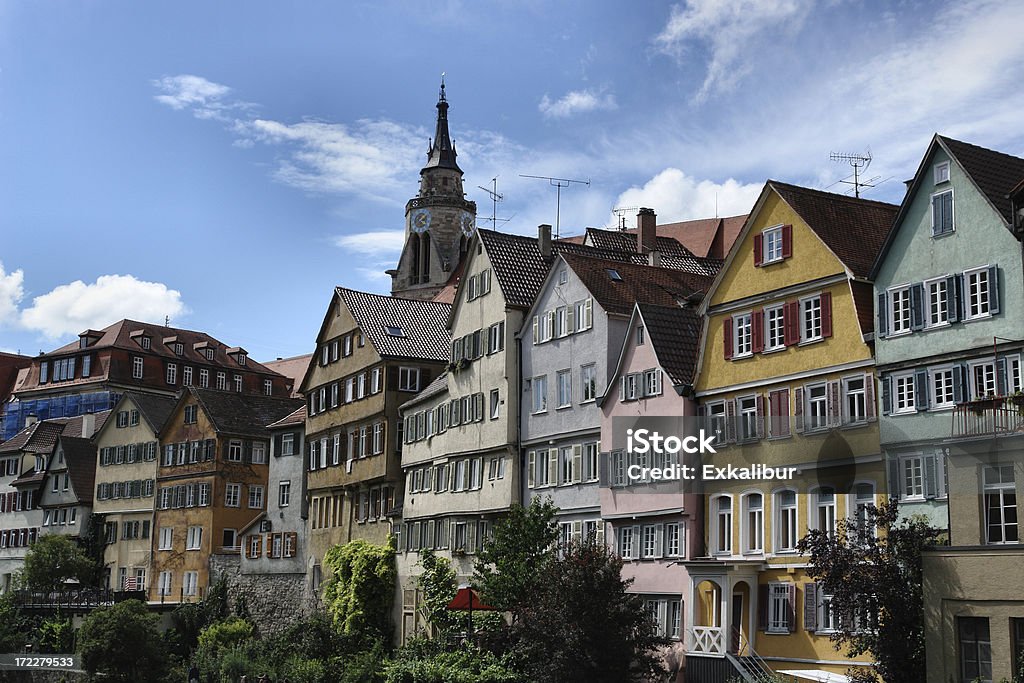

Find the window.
xmin=183 ymin=571 xmax=198 ymax=597
xmin=636 ymin=325 xmax=645 ymax=345
xmin=227 ymin=440 xmax=242 ymax=462
xmin=842 ymin=376 xmax=866 ymax=424
xmin=901 ymin=455 xmax=925 ymax=500
xmin=767 ymin=583 xmax=792 ymax=633
xmin=248 ymin=485 xmax=264 ymax=509
xmin=705 ymin=401 xmax=726 ymax=445
xmin=763 ymin=225 xmax=784 ymax=263
xmin=776 ymin=490 xmax=797 ymax=552
xmin=931 ymin=189 xmax=954 ymax=236
xmin=184 ymin=405 xmax=198 ymax=424
xmin=555 ymin=307 xmax=568 ymax=337
xmin=487 ymin=322 xmax=504 ymax=354
xmin=166 ymin=363 xmax=177 ymax=384
xmin=641 ymin=524 xmax=662 ymax=558
xmin=216 ymin=372 xmax=227 ymax=390
xmin=225 ymin=483 xmax=241 ymax=507
xmin=818 ymin=591 xmax=839 ymax=633
xmin=934 ymin=161 xmax=950 ymax=184
xmin=958 ymin=617 xmax=992 ymax=683
xmin=489 ymin=389 xmax=500 ymax=419
xmin=744 ymin=493 xmax=763 ymax=553
xmin=812 ymin=487 xmax=836 ymax=536
xmin=159 ymin=527 xmax=173 ymax=551
xmin=984 ymin=464 xmax=1017 ymax=544
xmin=583 ymin=442 xmax=599 ymax=482
xmin=186 ymin=526 xmax=202 ymax=550
xmin=132 ymin=356 xmax=144 ymax=379
xmin=665 ymin=523 xmax=682 ymax=558
xmin=199 ymin=368 xmax=209 ymax=388
xmin=183 ymin=366 xmax=192 ymax=385
xmin=853 ymin=483 xmax=876 ymax=542
xmin=399 ymin=367 xmax=420 ymax=392
xmin=618 ymin=526 xmax=634 ymax=559
xmin=222 ymin=528 xmax=237 ymax=549
xmin=931 ymin=367 xmax=955 ymax=408
xmin=234 ymin=374 xmax=243 ymax=392
xmin=970 ymin=361 xmax=997 ymax=400
xmin=574 ymin=298 xmax=593 ymax=331
xmin=965 ymin=267 xmax=991 ymax=319
xmin=765 ymin=305 xmax=785 ymax=351
xmin=557 ymin=370 xmax=572 ymax=408
xmin=804 ymin=383 xmax=827 ymax=430
xmin=251 ymin=442 xmax=266 ymax=464
xmin=158 ymin=571 xmax=172 ymax=597
xmin=738 ymin=396 xmax=758 ymax=441
xmin=40 ymin=361 xmax=48 ymax=384
xmin=140 ymin=337 xmax=151 ymax=350
xmin=893 ymin=373 xmax=915 ymax=414
xmin=264 ymin=378 xmax=273 ymax=395
xmin=801 ymin=295 xmax=822 ymax=341
xmin=715 ymin=496 xmax=732 ymax=554
xmin=733 ymin=313 xmax=752 ymax=357
xmin=889 ymin=287 xmax=911 ymax=335
xmin=926 ymin=278 xmax=949 ymax=327
xmin=174 ymin=342 xmax=184 ymax=355
xmin=532 ymin=376 xmax=548 ymax=413
xmin=81 ymin=354 xmax=91 ymax=377
xmin=581 ymin=364 xmax=597 ymax=402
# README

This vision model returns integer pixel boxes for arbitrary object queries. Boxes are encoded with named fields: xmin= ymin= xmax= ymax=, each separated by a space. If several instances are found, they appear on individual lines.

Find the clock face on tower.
xmin=411 ymin=208 xmax=432 ymax=233
xmin=460 ymin=211 xmax=475 ymax=237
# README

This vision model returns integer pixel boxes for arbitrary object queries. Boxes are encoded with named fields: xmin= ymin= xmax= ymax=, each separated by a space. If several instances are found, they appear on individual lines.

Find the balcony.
xmin=690 ymin=626 xmax=725 ymax=655
xmin=951 ymin=396 xmax=1024 ymax=439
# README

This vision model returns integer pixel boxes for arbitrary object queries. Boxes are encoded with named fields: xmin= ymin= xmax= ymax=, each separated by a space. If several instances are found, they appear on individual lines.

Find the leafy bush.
xmin=383 ymin=644 xmax=521 ymax=683
xmin=77 ymin=600 xmax=166 ymax=682
xmin=197 ymin=616 xmax=255 ymax=654
xmin=321 ymin=539 xmax=396 ymax=648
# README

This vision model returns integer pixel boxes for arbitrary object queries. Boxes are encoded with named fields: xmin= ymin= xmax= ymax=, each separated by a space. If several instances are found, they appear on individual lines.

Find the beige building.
xmin=92 ymin=392 xmax=176 ymax=592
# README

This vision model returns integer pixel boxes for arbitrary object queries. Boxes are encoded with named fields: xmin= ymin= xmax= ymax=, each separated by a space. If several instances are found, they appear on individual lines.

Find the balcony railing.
xmin=689 ymin=625 xmax=725 ymax=655
xmin=952 ymin=396 xmax=1024 ymax=438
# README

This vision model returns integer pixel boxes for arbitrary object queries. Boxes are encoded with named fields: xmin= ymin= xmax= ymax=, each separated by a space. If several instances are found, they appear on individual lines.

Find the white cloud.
xmin=654 ymin=0 xmax=813 ymax=102
xmin=611 ymin=168 xmax=762 ymax=226
xmin=333 ymin=230 xmax=406 ymax=257
xmin=20 ymin=275 xmax=187 ymax=339
xmin=152 ymin=75 xmax=244 ymax=121
xmin=539 ymin=88 xmax=617 ymax=119
xmin=0 ymin=262 xmax=24 ymax=326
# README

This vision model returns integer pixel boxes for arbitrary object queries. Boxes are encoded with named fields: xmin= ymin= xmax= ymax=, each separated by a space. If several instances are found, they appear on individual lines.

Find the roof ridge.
xmin=939 ymin=135 xmax=1024 ymax=164
xmin=767 ymin=179 xmax=899 ymax=208
xmin=335 ymin=286 xmax=453 ymax=308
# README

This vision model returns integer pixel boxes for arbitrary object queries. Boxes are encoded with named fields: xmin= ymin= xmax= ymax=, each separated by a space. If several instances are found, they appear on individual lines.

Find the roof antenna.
xmin=830 ymin=149 xmax=877 ymax=198
xmin=519 ymin=174 xmax=590 ymax=240
xmin=478 ymin=177 xmax=511 ymax=230
xmin=612 ymin=206 xmax=638 ymax=231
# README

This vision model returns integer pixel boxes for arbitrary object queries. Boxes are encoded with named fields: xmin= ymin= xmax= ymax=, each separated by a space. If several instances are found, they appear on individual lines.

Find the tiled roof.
xmin=562 ymin=254 xmax=712 ymax=317
xmin=583 ymin=228 xmax=721 ymax=277
xmin=769 ymin=181 xmax=899 ymax=278
xmin=401 ymin=372 xmax=449 ymax=411
xmin=940 ymin=136 xmax=1024 ymax=224
xmin=336 ymin=288 xmax=452 ymax=362
xmin=267 ymin=406 xmax=306 ymax=430
xmin=59 ymin=436 xmax=97 ymax=504
xmin=188 ymin=388 xmax=304 ymax=439
xmin=0 ymin=421 xmax=65 ymax=455
xmin=638 ymin=304 xmax=702 ymax=386
xmin=125 ymin=392 xmax=177 ymax=435
xmin=262 ymin=354 xmax=313 ymax=397
xmin=850 ymin=281 xmax=876 ymax=338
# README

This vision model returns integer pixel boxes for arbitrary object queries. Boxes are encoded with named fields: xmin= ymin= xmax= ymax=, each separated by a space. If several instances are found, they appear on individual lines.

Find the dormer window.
xmin=237 ymin=353 xmax=247 ymax=366
xmin=141 ymin=337 xmax=151 ymax=350
xmin=606 ymin=269 xmax=622 ymax=282
xmin=174 ymin=343 xmax=184 ymax=356
xmin=385 ymin=326 xmax=406 ymax=338
xmin=205 ymin=348 xmax=214 ymax=361
xmin=934 ymin=161 xmax=950 ymax=184
xmin=79 ymin=337 xmax=88 ymax=349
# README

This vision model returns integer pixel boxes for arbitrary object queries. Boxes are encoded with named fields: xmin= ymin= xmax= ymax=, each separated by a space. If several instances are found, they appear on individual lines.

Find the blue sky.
xmin=2 ymin=0 xmax=1022 ymax=361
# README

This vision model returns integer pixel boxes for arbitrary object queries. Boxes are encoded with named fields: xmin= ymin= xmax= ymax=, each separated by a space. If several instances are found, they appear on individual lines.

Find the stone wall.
xmin=208 ymin=554 xmax=315 ymax=635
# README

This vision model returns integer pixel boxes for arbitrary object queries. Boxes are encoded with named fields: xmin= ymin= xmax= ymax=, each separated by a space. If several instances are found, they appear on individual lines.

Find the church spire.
xmin=422 ymin=73 xmax=462 ymax=174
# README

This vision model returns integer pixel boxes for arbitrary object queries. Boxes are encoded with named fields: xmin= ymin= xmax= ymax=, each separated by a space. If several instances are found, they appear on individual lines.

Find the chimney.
xmin=81 ymin=412 xmax=95 ymax=438
xmin=648 ymin=251 xmax=662 ymax=267
xmin=538 ymin=224 xmax=552 ymax=259
xmin=637 ymin=208 xmax=657 ymax=254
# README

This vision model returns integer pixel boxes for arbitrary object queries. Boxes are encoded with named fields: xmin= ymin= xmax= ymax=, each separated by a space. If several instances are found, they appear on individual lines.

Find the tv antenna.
xmin=519 ymin=174 xmax=590 ymax=239
xmin=830 ymin=150 xmax=876 ymax=198
xmin=612 ymin=206 xmax=639 ymax=231
xmin=477 ymin=177 xmax=510 ymax=230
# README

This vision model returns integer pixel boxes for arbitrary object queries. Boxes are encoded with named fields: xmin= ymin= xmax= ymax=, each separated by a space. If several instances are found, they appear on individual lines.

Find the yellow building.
xmin=687 ymin=181 xmax=897 ymax=681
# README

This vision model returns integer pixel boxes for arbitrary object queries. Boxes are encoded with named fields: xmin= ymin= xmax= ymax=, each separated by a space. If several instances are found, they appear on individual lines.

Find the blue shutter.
xmin=952 ymin=364 xmax=966 ymax=404
xmin=914 ymin=369 xmax=929 ymax=411
xmin=882 ymin=376 xmax=892 ymax=415
xmin=924 ymin=453 xmax=938 ymax=500
xmin=910 ymin=283 xmax=925 ymax=331
xmin=988 ymin=266 xmax=1000 ymax=315
xmin=876 ymin=293 xmax=888 ymax=337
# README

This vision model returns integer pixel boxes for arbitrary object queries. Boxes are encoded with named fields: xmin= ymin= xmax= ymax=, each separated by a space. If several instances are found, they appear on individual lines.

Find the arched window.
xmin=714 ymin=495 xmax=732 ymax=555
xmin=811 ymin=486 xmax=836 ymax=536
xmin=775 ymin=489 xmax=798 ymax=552
xmin=742 ymin=492 xmax=763 ymax=553
xmin=409 ymin=236 xmax=421 ymax=284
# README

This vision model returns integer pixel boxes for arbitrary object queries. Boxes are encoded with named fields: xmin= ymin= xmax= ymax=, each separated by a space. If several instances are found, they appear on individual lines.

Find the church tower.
xmin=390 ymin=78 xmax=477 ymax=300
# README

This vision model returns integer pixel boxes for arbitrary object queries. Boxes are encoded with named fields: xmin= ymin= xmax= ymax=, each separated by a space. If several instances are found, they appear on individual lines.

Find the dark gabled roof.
xmin=561 ymin=254 xmax=712 ymax=317
xmin=187 ymin=388 xmax=303 ymax=439
xmin=267 ymin=406 xmax=306 ymax=430
xmin=58 ymin=436 xmax=97 ymax=504
xmin=583 ymin=228 xmax=721 ymax=277
xmin=850 ymin=281 xmax=876 ymax=338
xmin=939 ymin=136 xmax=1024 ymax=224
xmin=124 ymin=392 xmax=177 ymax=435
xmin=769 ymin=181 xmax=899 ymax=278
xmin=0 ymin=421 xmax=65 ymax=454
xmin=336 ymin=288 xmax=452 ymax=362
xmin=637 ymin=304 xmax=703 ymax=386
xmin=401 ymin=372 xmax=449 ymax=411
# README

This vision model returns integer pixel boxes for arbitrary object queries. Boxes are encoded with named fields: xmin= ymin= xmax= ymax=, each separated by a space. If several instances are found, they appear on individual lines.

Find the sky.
xmin=2 ymin=0 xmax=1023 ymax=362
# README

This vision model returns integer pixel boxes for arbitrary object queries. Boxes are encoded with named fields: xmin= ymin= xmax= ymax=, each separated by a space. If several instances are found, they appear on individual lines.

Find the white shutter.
xmin=548 ymin=448 xmax=558 ymax=487
xmin=528 ymin=452 xmax=536 ymax=488
xmin=532 ymin=316 xmax=540 ymax=344
xmin=584 ymin=298 xmax=593 ymax=329
xmin=572 ymin=445 xmax=582 ymax=483
xmin=631 ymin=524 xmax=642 ymax=559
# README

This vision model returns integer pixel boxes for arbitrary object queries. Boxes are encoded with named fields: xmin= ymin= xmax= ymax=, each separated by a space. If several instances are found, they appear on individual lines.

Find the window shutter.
xmin=946 ymin=275 xmax=961 ymax=323
xmin=653 ymin=523 xmax=664 ymax=558
xmin=991 ymin=266 xmax=999 ymax=317
xmin=584 ymin=298 xmax=593 ymax=329
xmin=914 ymin=368 xmax=929 ymax=411
xmin=882 ymin=376 xmax=892 ymax=415
xmin=910 ymin=283 xmax=925 ymax=331
xmin=631 ymin=525 xmax=642 ymax=560
xmin=725 ymin=400 xmax=737 ymax=443
xmin=924 ymin=453 xmax=938 ymax=499
xmin=794 ymin=387 xmax=804 ymax=433
xmin=876 ymin=293 xmax=888 ymax=338
xmin=784 ymin=301 xmax=800 ymax=346
xmin=548 ymin=448 xmax=558 ymax=487
xmin=723 ymin=318 xmax=734 ymax=360
xmin=527 ymin=452 xmax=536 ymax=488
xmin=803 ymin=583 xmax=818 ymax=631
xmin=786 ymin=584 xmax=796 ymax=633
xmin=572 ymin=445 xmax=582 ymax=484
xmin=952 ymin=364 xmax=965 ymax=404
xmin=781 ymin=224 xmax=793 ymax=259
xmin=757 ymin=584 xmax=768 ymax=631
xmin=866 ymin=373 xmax=877 ymax=421
xmin=567 ymin=306 xmax=576 ymax=333
xmin=753 ymin=232 xmax=764 ymax=266
xmin=997 ymin=356 xmax=1008 ymax=396
xmin=755 ymin=394 xmax=765 ymax=439
xmin=936 ymin=449 xmax=948 ymax=498
xmin=820 ymin=291 xmax=833 ymax=338
xmin=752 ymin=309 xmax=765 ymax=353
xmin=888 ymin=456 xmax=901 ymax=500
xmin=475 ymin=393 xmax=484 ymax=421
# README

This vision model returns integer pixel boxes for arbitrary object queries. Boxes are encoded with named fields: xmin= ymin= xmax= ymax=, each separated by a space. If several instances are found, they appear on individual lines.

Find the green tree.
xmin=21 ymin=534 xmax=98 ymax=592
xmin=417 ymin=549 xmax=502 ymax=639
xmin=796 ymin=498 xmax=945 ymax=683
xmin=509 ymin=541 xmax=664 ymax=683
xmin=77 ymin=599 xmax=166 ymax=682
xmin=321 ymin=538 xmax=396 ymax=647
xmin=473 ymin=498 xmax=558 ymax=614
xmin=0 ymin=593 xmax=32 ymax=652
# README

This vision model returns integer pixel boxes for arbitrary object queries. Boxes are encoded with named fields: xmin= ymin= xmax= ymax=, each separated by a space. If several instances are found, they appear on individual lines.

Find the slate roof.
xmin=125 ymin=392 xmax=177 ymax=435
xmin=336 ymin=288 xmax=452 ymax=362
xmin=562 ymin=254 xmax=712 ymax=317
xmin=401 ymin=372 xmax=449 ymax=411
xmin=187 ymin=388 xmax=304 ymax=439
xmin=638 ymin=303 xmax=703 ymax=386
xmin=769 ymin=181 xmax=899 ymax=278
xmin=940 ymin=136 xmax=1024 ymax=224
xmin=58 ymin=436 xmax=98 ymax=505
xmin=267 ymin=406 xmax=307 ymax=430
